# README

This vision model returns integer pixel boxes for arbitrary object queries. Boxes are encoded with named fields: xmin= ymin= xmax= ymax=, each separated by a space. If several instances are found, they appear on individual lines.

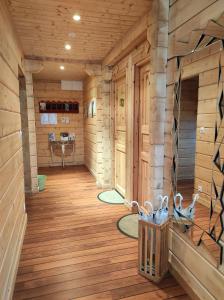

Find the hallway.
xmin=13 ymin=167 xmax=188 ymax=300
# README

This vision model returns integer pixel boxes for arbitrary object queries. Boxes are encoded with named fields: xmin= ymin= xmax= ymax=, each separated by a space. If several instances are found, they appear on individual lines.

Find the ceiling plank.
xmin=7 ymin=0 xmax=152 ymax=62
xmin=103 ymin=13 xmax=150 ymax=66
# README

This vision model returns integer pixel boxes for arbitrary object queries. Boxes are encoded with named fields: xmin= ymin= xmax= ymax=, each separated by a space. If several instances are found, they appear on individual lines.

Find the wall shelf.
xmin=39 ymin=101 xmax=79 ymax=113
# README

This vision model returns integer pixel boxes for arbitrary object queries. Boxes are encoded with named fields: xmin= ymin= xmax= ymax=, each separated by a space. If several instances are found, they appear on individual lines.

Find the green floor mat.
xmin=117 ymin=214 xmax=138 ymax=239
xmin=97 ymin=189 xmax=124 ymax=204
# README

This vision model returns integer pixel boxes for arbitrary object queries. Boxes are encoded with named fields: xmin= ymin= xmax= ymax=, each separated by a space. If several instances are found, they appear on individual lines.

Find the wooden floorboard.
xmin=13 ymin=166 xmax=190 ymax=300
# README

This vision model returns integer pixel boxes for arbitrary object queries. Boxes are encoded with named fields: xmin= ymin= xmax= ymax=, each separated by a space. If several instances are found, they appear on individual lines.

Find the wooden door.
xmin=138 ymin=64 xmax=150 ymax=205
xmin=114 ymin=76 xmax=126 ymax=196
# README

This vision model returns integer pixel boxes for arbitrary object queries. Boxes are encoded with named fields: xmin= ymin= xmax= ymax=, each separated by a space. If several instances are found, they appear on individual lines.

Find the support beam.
xmin=23 ymin=59 xmax=43 ymax=74
xmin=103 ymin=13 xmax=150 ymax=67
xmin=22 ymin=60 xmax=40 ymax=193
xmin=25 ymin=55 xmax=101 ymax=65
xmin=84 ymin=64 xmax=102 ymax=76
xmin=148 ymin=0 xmax=169 ymax=206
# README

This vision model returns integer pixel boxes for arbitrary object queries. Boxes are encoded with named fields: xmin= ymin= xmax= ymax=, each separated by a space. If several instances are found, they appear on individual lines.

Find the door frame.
xmin=111 ymin=55 xmax=150 ymax=205
xmin=111 ymin=70 xmax=126 ymax=192
xmin=133 ymin=58 xmax=150 ymax=204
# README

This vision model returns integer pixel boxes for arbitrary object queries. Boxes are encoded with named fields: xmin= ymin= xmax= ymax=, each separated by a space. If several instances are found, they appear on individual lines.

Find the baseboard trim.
xmin=169 ymin=262 xmax=200 ymax=300
xmin=169 ymin=253 xmax=216 ymax=300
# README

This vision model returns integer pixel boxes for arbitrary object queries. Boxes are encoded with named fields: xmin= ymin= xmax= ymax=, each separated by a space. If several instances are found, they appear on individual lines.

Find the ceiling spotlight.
xmin=73 ymin=14 xmax=81 ymax=21
xmin=60 ymin=65 xmax=65 ymax=70
xmin=65 ymin=44 xmax=71 ymax=50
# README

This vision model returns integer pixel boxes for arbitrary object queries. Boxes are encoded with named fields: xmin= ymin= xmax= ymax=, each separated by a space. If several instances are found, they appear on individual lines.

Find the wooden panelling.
xmin=168 ymin=0 xmax=223 ymax=59
xmin=13 ymin=166 xmax=189 ymax=300
xmin=0 ymin=132 xmax=22 ymax=168
xmin=83 ymin=76 xmax=100 ymax=179
xmin=111 ymin=40 xmax=151 ymax=202
xmin=169 ymin=229 xmax=224 ymax=300
xmin=0 ymin=81 xmax=20 ymax=113
xmin=7 ymin=0 xmax=152 ymax=64
xmin=0 ymin=1 xmax=27 ymax=299
xmin=103 ymin=13 xmax=149 ymax=66
xmin=177 ymin=78 xmax=198 ymax=180
xmin=169 ymin=0 xmax=217 ymax=33
xmin=34 ymin=80 xmax=84 ymax=167
xmin=138 ymin=63 xmax=150 ymax=205
xmin=114 ymin=76 xmax=126 ymax=196
xmin=0 ymin=110 xmax=21 ymax=138
xmin=165 ymin=1 xmax=224 ymax=298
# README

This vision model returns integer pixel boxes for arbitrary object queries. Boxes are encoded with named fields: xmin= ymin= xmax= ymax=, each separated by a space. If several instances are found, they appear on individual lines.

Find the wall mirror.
xmin=171 ymin=16 xmax=224 ymax=269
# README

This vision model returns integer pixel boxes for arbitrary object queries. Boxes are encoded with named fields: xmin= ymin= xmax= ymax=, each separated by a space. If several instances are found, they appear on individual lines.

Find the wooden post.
xmin=148 ymin=0 xmax=169 ymax=207
xmin=23 ymin=59 xmax=43 ymax=193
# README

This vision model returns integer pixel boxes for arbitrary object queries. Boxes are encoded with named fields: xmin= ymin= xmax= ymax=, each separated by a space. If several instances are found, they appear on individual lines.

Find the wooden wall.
xmin=195 ymin=65 xmax=223 ymax=208
xmin=177 ymin=78 xmax=198 ymax=180
xmin=83 ymin=76 xmax=103 ymax=181
xmin=0 ymin=2 xmax=27 ymax=299
xmin=33 ymin=80 xmax=84 ymax=167
xmin=165 ymin=0 xmax=224 ymax=298
xmin=111 ymin=42 xmax=149 ymax=201
xmin=83 ymin=69 xmax=114 ymax=188
xmin=107 ymin=0 xmax=169 ymax=205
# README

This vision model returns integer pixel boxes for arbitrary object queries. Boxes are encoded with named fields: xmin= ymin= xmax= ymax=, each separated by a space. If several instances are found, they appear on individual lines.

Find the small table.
xmin=49 ymin=140 xmax=75 ymax=168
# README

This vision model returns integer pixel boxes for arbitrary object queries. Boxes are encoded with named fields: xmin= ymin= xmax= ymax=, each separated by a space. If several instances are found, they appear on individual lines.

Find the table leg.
xmin=50 ymin=144 xmax=54 ymax=165
xmin=62 ymin=144 xmax=65 ymax=168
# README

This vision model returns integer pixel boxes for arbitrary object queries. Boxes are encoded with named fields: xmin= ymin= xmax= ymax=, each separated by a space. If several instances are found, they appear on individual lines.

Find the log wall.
xmin=177 ymin=78 xmax=198 ymax=180
xmin=83 ymin=76 xmax=101 ymax=179
xmin=83 ymin=69 xmax=114 ymax=188
xmin=165 ymin=0 xmax=224 ymax=298
xmin=0 ymin=2 xmax=27 ymax=299
xmin=33 ymin=80 xmax=84 ymax=167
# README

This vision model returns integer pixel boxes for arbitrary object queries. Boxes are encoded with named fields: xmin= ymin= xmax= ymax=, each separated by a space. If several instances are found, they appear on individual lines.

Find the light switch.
xmin=198 ymin=185 xmax=203 ymax=192
xmin=18 ymin=130 xmax=23 ymax=139
xmin=199 ymin=127 xmax=205 ymax=134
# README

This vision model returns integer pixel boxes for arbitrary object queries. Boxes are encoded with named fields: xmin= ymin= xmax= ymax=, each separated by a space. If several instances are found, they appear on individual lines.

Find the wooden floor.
xmin=13 ymin=166 xmax=190 ymax=300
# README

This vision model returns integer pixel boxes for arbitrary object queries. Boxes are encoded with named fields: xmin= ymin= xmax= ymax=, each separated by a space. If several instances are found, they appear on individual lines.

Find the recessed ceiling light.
xmin=73 ymin=14 xmax=81 ymax=21
xmin=60 ymin=65 xmax=65 ymax=70
xmin=65 ymin=44 xmax=71 ymax=50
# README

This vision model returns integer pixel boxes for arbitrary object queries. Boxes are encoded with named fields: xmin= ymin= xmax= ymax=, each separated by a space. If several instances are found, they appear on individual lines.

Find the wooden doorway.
xmin=134 ymin=62 xmax=150 ymax=205
xmin=114 ymin=76 xmax=126 ymax=196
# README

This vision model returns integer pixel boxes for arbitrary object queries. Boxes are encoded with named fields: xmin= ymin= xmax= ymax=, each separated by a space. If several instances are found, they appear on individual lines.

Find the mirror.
xmin=171 ymin=41 xmax=224 ymax=267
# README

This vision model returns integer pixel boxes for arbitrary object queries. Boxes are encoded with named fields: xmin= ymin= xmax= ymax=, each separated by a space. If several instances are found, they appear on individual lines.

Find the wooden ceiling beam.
xmin=84 ymin=64 xmax=102 ymax=76
xmin=7 ymin=0 xmax=152 ymax=62
xmin=24 ymin=55 xmax=102 ymax=65
xmin=103 ymin=12 xmax=150 ymax=67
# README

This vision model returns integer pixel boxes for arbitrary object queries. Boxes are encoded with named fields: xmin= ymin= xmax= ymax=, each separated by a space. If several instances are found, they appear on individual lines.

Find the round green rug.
xmin=117 ymin=214 xmax=138 ymax=239
xmin=97 ymin=190 xmax=124 ymax=204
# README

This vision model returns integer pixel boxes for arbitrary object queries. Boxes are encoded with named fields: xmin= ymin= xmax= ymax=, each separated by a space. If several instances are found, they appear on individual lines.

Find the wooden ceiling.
xmin=7 ymin=0 xmax=151 ymax=63
xmin=33 ymin=61 xmax=86 ymax=81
